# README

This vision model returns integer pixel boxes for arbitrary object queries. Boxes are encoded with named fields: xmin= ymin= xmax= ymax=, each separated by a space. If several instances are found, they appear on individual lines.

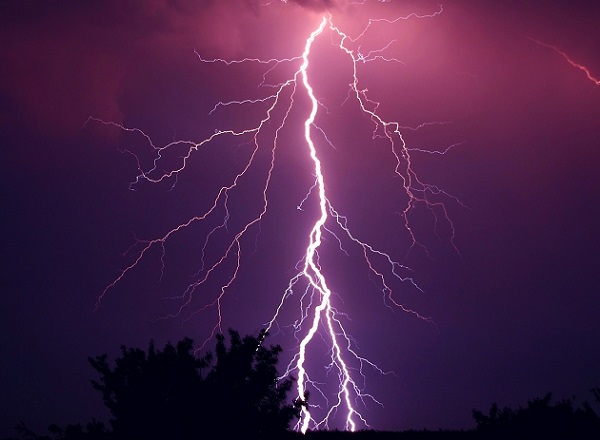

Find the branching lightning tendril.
xmin=93 ymin=3 xmax=459 ymax=433
xmin=529 ymin=37 xmax=600 ymax=86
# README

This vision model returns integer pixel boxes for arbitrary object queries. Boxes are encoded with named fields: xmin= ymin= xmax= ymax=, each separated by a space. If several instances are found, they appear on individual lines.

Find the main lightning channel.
xmin=285 ymin=16 xmax=360 ymax=433
xmin=265 ymin=12 xmax=451 ymax=432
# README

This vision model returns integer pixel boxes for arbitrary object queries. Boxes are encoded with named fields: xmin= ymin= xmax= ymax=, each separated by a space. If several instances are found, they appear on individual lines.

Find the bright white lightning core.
xmin=95 ymin=5 xmax=458 ymax=433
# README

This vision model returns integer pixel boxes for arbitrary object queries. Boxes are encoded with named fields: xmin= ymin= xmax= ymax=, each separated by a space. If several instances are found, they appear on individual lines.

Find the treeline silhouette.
xmin=7 ymin=330 xmax=600 ymax=440
xmin=471 ymin=389 xmax=600 ymax=439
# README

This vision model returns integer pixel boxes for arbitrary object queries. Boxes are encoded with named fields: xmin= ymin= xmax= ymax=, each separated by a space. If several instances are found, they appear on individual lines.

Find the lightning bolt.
xmin=93 ymin=3 xmax=458 ymax=433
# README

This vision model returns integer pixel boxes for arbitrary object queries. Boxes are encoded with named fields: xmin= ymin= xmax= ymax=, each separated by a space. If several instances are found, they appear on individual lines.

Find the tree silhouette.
xmin=472 ymin=390 xmax=600 ymax=439
xmin=201 ymin=331 xmax=301 ymax=436
xmin=87 ymin=329 xmax=302 ymax=439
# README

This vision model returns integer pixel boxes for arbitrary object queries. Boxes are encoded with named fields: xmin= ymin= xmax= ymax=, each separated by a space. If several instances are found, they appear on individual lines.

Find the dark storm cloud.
xmin=0 ymin=0 xmax=259 ymax=139
xmin=0 ymin=7 xmax=124 ymax=137
xmin=0 ymin=0 xmax=325 ymax=141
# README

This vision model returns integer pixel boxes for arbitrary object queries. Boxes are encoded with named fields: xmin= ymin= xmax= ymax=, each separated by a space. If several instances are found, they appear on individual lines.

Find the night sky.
xmin=2 ymin=0 xmax=600 ymax=436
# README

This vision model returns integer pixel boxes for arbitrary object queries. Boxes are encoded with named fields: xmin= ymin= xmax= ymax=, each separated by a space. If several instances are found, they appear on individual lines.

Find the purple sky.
xmin=2 ymin=0 xmax=600 ymax=436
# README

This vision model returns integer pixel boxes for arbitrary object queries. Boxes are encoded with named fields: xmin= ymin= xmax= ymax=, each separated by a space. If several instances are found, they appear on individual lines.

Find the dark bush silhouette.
xmin=472 ymin=389 xmax=600 ymax=439
xmin=87 ymin=329 xmax=303 ymax=439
